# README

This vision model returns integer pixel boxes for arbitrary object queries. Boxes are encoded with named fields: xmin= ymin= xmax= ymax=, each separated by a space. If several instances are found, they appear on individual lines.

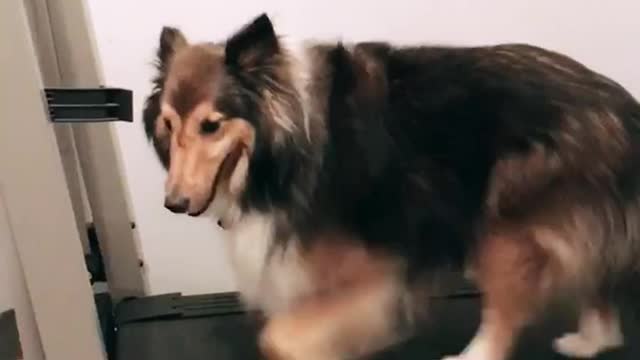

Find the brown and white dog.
xmin=143 ymin=13 xmax=640 ymax=360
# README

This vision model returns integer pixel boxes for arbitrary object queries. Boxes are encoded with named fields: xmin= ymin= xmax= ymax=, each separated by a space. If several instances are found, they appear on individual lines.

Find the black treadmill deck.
xmin=115 ymin=293 xmax=638 ymax=360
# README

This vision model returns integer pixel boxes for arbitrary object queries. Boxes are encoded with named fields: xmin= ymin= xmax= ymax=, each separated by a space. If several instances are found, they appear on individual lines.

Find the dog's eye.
xmin=200 ymin=120 xmax=220 ymax=134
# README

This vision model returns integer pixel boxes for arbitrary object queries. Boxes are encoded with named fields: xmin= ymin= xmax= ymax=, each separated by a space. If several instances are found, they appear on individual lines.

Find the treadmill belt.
xmin=115 ymin=294 xmax=639 ymax=360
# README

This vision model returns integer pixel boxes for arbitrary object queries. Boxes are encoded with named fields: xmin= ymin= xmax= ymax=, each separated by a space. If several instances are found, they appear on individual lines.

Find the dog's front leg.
xmin=259 ymin=276 xmax=406 ymax=360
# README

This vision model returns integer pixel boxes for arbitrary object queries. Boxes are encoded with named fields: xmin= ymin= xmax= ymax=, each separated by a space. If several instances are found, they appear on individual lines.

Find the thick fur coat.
xmin=143 ymin=13 xmax=640 ymax=360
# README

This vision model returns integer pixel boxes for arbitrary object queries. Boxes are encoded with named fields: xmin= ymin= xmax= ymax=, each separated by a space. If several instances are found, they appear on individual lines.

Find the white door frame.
xmin=42 ymin=0 xmax=148 ymax=300
xmin=0 ymin=0 xmax=106 ymax=358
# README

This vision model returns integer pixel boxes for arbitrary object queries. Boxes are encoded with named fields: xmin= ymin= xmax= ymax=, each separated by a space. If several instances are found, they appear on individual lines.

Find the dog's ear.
xmin=224 ymin=13 xmax=280 ymax=70
xmin=157 ymin=26 xmax=188 ymax=70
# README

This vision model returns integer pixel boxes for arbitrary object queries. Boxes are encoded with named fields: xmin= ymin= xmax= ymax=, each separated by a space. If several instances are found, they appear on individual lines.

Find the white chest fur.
xmin=223 ymin=212 xmax=313 ymax=316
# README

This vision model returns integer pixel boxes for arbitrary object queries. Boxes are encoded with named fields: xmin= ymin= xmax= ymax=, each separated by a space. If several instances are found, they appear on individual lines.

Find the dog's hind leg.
xmin=442 ymin=231 xmax=555 ymax=360
xmin=554 ymin=302 xmax=624 ymax=358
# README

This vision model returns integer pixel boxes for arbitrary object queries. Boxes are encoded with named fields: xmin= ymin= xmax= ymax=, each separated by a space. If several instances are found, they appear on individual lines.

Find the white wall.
xmin=0 ymin=191 xmax=45 ymax=360
xmin=86 ymin=0 xmax=640 ymax=295
xmin=0 ymin=195 xmax=13 ymax=313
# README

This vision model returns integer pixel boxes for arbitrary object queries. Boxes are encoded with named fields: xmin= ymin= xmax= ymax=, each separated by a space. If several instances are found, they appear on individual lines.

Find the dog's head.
xmin=143 ymin=14 xmax=306 ymax=217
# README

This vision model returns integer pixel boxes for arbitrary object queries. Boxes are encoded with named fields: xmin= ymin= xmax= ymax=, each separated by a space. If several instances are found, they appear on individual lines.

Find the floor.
xmin=115 ymin=294 xmax=639 ymax=360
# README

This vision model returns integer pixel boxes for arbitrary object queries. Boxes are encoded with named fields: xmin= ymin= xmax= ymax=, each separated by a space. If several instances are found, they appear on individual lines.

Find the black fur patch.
xmin=224 ymin=13 xmax=279 ymax=69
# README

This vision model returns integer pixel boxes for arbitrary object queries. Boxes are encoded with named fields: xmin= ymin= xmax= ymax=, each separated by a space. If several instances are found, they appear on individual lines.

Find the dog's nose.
xmin=164 ymin=196 xmax=190 ymax=214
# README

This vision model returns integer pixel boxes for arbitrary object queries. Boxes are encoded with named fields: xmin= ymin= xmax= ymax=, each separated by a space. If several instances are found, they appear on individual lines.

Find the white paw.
xmin=553 ymin=332 xmax=622 ymax=358
xmin=260 ymin=318 xmax=334 ymax=360
xmin=441 ymin=355 xmax=465 ymax=360
xmin=259 ymin=322 xmax=298 ymax=360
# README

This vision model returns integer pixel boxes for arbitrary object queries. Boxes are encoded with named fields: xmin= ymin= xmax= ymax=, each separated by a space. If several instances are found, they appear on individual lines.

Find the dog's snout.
xmin=164 ymin=196 xmax=190 ymax=214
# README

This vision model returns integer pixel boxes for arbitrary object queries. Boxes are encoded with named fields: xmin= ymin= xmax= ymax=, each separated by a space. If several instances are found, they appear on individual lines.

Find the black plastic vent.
xmin=115 ymin=292 xmax=245 ymax=326
xmin=44 ymin=87 xmax=133 ymax=123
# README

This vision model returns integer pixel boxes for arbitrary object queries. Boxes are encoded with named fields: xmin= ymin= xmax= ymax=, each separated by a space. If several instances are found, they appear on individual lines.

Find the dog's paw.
xmin=259 ymin=321 xmax=296 ymax=360
xmin=553 ymin=333 xmax=598 ymax=358
xmin=553 ymin=332 xmax=622 ymax=359
xmin=259 ymin=316 xmax=322 ymax=360
xmin=441 ymin=355 xmax=466 ymax=360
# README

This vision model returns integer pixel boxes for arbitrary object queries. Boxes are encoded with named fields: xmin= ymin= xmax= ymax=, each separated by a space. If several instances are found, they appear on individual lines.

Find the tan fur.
xmin=452 ymin=232 xmax=554 ymax=360
xmin=260 ymin=280 xmax=402 ymax=360
xmin=261 ymin=236 xmax=407 ymax=360
xmin=303 ymin=234 xmax=401 ymax=295
xmin=160 ymin=100 xmax=255 ymax=215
